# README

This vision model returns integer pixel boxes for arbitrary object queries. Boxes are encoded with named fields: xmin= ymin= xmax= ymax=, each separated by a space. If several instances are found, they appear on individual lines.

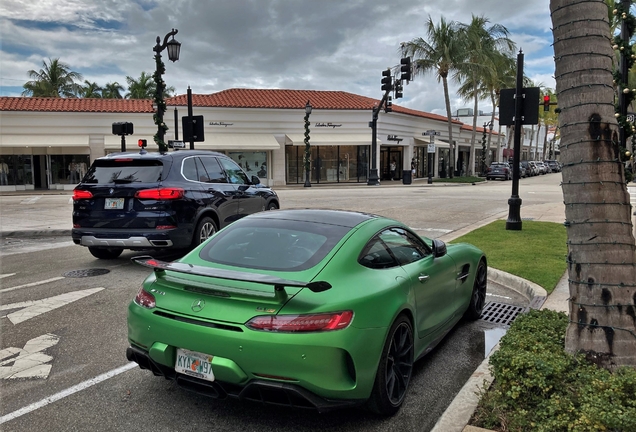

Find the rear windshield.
xmin=199 ymin=218 xmax=351 ymax=271
xmin=82 ymin=159 xmax=164 ymax=184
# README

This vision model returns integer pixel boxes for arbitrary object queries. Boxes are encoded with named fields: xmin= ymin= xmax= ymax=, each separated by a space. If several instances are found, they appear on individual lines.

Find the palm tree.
xmin=102 ymin=82 xmax=125 ymax=99
xmin=22 ymin=58 xmax=83 ymax=97
xmin=551 ymin=0 xmax=636 ymax=368
xmin=80 ymin=80 xmax=102 ymax=98
xmin=126 ymin=72 xmax=155 ymax=99
xmin=401 ymin=16 xmax=463 ymax=178
xmin=455 ymin=16 xmax=515 ymax=175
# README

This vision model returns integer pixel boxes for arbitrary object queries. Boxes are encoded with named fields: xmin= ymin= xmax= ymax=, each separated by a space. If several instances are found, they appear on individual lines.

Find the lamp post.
xmin=153 ymin=29 xmax=181 ymax=154
xmin=303 ymin=100 xmax=313 ymax=187
xmin=482 ymin=121 xmax=493 ymax=174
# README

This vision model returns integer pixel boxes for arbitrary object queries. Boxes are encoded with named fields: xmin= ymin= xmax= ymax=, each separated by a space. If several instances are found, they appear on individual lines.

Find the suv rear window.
xmin=82 ymin=160 xmax=164 ymax=184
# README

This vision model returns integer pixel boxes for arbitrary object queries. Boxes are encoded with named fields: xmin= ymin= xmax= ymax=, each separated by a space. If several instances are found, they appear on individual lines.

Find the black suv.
xmin=72 ymin=150 xmax=279 ymax=259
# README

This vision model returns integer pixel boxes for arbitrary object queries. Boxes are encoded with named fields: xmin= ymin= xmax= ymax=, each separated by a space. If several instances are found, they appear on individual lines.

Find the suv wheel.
xmin=193 ymin=217 xmax=217 ymax=247
xmin=88 ymin=247 xmax=123 ymax=260
xmin=266 ymin=202 xmax=278 ymax=211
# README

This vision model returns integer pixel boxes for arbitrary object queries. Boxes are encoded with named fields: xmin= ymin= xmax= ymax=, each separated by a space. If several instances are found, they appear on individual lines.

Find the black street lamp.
xmin=153 ymin=29 xmax=181 ymax=153
xmin=482 ymin=121 xmax=493 ymax=174
xmin=303 ymin=100 xmax=313 ymax=187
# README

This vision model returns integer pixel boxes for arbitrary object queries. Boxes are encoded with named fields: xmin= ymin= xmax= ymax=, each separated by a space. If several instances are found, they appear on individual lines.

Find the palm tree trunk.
xmin=468 ymin=80 xmax=479 ymax=175
xmin=534 ymin=121 xmax=541 ymax=160
xmin=551 ymin=0 xmax=636 ymax=368
xmin=443 ymin=77 xmax=455 ymax=178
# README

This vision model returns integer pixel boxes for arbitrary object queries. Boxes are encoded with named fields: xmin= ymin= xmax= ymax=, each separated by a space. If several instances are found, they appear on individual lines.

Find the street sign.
xmin=499 ymin=87 xmax=540 ymax=126
xmin=423 ymin=130 xmax=441 ymax=144
xmin=427 ymin=144 xmax=436 ymax=153
xmin=168 ymin=140 xmax=185 ymax=149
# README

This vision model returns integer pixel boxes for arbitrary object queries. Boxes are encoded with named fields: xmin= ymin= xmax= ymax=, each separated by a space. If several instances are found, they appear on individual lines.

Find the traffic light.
xmin=381 ymin=69 xmax=392 ymax=92
xmin=385 ymin=96 xmax=393 ymax=113
xmin=138 ymin=139 xmax=147 ymax=148
xmin=400 ymin=57 xmax=411 ymax=82
xmin=543 ymin=95 xmax=550 ymax=112
xmin=394 ymin=80 xmax=403 ymax=99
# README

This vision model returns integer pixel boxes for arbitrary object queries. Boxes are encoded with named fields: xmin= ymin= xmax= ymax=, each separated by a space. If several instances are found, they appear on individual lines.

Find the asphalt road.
xmin=0 ymin=174 xmax=566 ymax=431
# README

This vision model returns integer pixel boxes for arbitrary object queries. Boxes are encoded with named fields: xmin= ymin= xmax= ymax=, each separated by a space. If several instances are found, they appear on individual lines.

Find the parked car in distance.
xmin=520 ymin=161 xmax=533 ymax=177
xmin=486 ymin=162 xmax=511 ymax=180
xmin=535 ymin=161 xmax=548 ymax=174
xmin=545 ymin=160 xmax=561 ymax=173
xmin=528 ymin=161 xmax=539 ymax=176
xmin=126 ymin=209 xmax=488 ymax=415
xmin=519 ymin=163 xmax=528 ymax=178
xmin=72 ymin=150 xmax=279 ymax=259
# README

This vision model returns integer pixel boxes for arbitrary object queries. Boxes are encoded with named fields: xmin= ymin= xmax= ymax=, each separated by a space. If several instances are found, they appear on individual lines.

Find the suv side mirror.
xmin=251 ymin=175 xmax=261 ymax=186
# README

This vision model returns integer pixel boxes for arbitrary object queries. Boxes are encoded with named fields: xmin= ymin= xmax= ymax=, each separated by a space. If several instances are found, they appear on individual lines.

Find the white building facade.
xmin=0 ymin=89 xmax=499 ymax=191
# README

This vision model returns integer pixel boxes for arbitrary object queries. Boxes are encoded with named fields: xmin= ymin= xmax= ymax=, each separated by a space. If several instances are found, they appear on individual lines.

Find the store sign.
xmin=387 ymin=135 xmax=403 ymax=143
xmin=315 ymin=122 xmax=342 ymax=128
xmin=209 ymin=122 xmax=234 ymax=127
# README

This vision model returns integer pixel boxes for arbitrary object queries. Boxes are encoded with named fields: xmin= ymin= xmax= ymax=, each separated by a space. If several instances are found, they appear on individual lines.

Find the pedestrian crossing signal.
xmin=543 ymin=95 xmax=550 ymax=112
xmin=138 ymin=139 xmax=147 ymax=148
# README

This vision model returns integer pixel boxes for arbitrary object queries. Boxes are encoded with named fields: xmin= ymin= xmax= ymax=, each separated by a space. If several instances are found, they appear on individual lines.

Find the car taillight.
xmin=246 ymin=311 xmax=353 ymax=333
xmin=73 ymin=190 xmax=93 ymax=200
xmin=135 ymin=188 xmax=184 ymax=200
xmin=134 ymin=287 xmax=156 ymax=309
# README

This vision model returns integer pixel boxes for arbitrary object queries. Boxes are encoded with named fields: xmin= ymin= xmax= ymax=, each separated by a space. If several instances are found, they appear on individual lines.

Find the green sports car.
xmin=126 ymin=209 xmax=487 ymax=415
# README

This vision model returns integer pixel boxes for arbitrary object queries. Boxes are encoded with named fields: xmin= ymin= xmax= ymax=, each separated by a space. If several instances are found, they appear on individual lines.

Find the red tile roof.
xmin=0 ymin=97 xmax=154 ymax=113
xmin=168 ymin=89 xmax=460 ymax=123
xmin=0 ymin=89 xmax=460 ymax=124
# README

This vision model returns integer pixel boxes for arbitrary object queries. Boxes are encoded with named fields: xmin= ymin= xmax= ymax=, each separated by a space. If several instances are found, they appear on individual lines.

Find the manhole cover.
xmin=480 ymin=302 xmax=525 ymax=327
xmin=63 ymin=268 xmax=111 ymax=278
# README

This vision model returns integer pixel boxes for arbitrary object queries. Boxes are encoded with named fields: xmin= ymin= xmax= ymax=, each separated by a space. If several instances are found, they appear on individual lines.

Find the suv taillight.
xmin=246 ymin=311 xmax=353 ymax=333
xmin=135 ymin=188 xmax=184 ymax=200
xmin=73 ymin=190 xmax=93 ymax=200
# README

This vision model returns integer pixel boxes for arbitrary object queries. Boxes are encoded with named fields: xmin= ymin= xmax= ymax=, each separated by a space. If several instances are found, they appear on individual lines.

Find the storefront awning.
xmin=193 ymin=134 xmax=281 ymax=150
xmin=0 ymin=135 xmax=90 ymax=147
xmin=106 ymin=134 xmax=281 ymax=150
xmin=414 ymin=137 xmax=450 ymax=147
xmin=285 ymin=134 xmax=379 ymax=146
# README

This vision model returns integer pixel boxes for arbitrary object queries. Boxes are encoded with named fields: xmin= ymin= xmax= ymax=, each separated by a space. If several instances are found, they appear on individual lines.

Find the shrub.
xmin=471 ymin=309 xmax=636 ymax=431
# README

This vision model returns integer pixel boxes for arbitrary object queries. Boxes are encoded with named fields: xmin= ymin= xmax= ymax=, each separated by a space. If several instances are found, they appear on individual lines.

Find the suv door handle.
xmin=418 ymin=274 xmax=429 ymax=283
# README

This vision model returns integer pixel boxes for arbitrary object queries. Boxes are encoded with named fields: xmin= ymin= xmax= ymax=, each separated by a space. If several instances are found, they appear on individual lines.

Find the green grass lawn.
xmin=451 ymin=220 xmax=567 ymax=293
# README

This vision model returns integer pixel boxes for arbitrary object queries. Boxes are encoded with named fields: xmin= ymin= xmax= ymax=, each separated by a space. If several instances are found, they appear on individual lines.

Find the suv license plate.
xmin=175 ymin=348 xmax=215 ymax=382
xmin=104 ymin=198 xmax=124 ymax=209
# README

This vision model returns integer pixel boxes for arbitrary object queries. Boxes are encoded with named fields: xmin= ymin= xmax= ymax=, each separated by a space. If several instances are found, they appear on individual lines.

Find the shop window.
xmin=50 ymin=155 xmax=90 ymax=184
xmin=227 ymin=151 xmax=267 ymax=179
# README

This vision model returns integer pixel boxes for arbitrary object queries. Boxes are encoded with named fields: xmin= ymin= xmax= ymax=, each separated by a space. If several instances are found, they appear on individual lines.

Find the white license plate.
xmin=104 ymin=198 xmax=125 ymax=209
xmin=175 ymin=348 xmax=215 ymax=382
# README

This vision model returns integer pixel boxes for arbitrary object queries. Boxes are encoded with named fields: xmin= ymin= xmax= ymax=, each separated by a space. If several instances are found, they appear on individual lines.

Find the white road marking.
xmin=1 ymin=288 xmax=104 ymax=324
xmin=20 ymin=196 xmax=41 ymax=204
xmin=0 ymin=277 xmax=65 ymax=294
xmin=410 ymin=227 xmax=453 ymax=234
xmin=0 ymin=241 xmax=75 ymax=258
xmin=0 ymin=333 xmax=60 ymax=380
xmin=0 ymin=273 xmax=16 ymax=279
xmin=0 ymin=362 xmax=137 ymax=425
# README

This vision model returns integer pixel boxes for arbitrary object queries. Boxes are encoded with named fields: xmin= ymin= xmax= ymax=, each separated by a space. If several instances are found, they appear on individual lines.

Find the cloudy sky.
xmin=0 ymin=0 xmax=554 ymax=115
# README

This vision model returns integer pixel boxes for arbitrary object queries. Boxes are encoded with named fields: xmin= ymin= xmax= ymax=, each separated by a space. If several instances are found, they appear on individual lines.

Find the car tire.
xmin=464 ymin=260 xmax=488 ymax=320
xmin=367 ymin=315 xmax=414 ymax=416
xmin=192 ymin=217 xmax=217 ymax=248
xmin=266 ymin=202 xmax=278 ymax=211
xmin=88 ymin=247 xmax=123 ymax=260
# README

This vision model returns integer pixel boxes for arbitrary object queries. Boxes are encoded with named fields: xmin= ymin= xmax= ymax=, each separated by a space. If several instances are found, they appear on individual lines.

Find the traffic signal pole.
xmin=368 ymin=90 xmax=391 ymax=186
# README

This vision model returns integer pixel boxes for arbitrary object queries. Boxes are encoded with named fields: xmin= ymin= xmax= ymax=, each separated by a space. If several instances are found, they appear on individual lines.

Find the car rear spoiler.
xmin=131 ymin=256 xmax=332 ymax=297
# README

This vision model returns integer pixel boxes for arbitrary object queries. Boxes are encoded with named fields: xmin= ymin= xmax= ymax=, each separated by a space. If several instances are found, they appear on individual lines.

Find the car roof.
xmin=97 ymin=150 xmax=226 ymax=161
xmin=246 ymin=209 xmax=379 ymax=228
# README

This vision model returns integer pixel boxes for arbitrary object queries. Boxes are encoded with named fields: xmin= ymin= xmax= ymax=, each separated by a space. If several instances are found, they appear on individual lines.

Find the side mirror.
xmin=251 ymin=175 xmax=261 ymax=186
xmin=432 ymin=239 xmax=447 ymax=258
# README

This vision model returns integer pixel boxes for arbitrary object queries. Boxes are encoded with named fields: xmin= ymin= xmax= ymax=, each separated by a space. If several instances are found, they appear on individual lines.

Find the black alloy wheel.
xmin=88 ymin=247 xmax=123 ymax=260
xmin=368 ymin=315 xmax=414 ymax=415
xmin=266 ymin=202 xmax=278 ymax=211
xmin=464 ymin=260 xmax=487 ymax=320
xmin=193 ymin=217 xmax=217 ymax=247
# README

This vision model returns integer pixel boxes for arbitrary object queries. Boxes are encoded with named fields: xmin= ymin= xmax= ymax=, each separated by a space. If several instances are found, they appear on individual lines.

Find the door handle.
xmin=418 ymin=274 xmax=429 ymax=283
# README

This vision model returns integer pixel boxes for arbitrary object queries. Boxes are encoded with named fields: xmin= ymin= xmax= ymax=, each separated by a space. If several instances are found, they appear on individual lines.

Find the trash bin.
xmin=402 ymin=169 xmax=412 ymax=185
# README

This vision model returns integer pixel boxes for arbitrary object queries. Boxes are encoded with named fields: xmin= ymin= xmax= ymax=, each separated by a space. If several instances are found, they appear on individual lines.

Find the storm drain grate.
xmin=480 ymin=302 xmax=525 ymax=327
xmin=63 ymin=268 xmax=111 ymax=278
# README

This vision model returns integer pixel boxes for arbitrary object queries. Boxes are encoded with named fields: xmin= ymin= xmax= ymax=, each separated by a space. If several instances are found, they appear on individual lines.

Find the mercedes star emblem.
xmin=191 ymin=299 xmax=205 ymax=312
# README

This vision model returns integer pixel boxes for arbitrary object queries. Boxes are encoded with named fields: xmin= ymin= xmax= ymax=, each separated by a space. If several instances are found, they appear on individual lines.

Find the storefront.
xmin=1 ymin=89 xmax=484 ymax=190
